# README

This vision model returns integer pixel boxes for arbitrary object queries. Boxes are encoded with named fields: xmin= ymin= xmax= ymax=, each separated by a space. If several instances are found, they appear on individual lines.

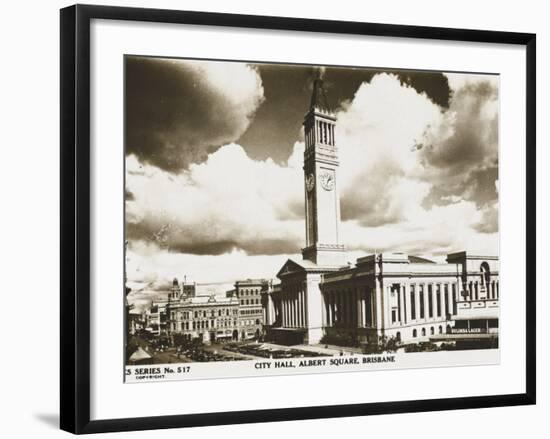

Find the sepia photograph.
xmin=124 ymin=56 xmax=500 ymax=381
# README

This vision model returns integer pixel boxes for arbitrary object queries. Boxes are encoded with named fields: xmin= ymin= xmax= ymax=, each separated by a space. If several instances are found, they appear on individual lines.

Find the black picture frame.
xmin=60 ymin=4 xmax=536 ymax=434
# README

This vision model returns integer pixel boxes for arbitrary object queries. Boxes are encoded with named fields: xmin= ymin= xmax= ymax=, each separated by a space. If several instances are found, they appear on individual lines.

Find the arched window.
xmin=446 ymin=324 xmax=452 ymax=334
xmin=438 ymin=325 xmax=443 ymax=334
xmin=396 ymin=332 xmax=401 ymax=342
xmin=480 ymin=262 xmax=491 ymax=297
xmin=430 ymin=326 xmax=435 ymax=335
xmin=413 ymin=329 xmax=417 ymax=338
xmin=421 ymin=328 xmax=426 ymax=336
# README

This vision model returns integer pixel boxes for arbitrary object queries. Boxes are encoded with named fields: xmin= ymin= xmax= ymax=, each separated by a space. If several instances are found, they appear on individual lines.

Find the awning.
xmin=129 ymin=346 xmax=152 ymax=361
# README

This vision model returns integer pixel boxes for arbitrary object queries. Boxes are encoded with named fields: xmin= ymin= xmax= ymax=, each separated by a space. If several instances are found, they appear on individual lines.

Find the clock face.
xmin=305 ymin=173 xmax=315 ymax=192
xmin=320 ymin=172 xmax=335 ymax=191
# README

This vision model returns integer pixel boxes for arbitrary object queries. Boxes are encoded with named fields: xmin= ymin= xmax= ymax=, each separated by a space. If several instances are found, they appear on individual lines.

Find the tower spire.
xmin=309 ymin=76 xmax=331 ymax=113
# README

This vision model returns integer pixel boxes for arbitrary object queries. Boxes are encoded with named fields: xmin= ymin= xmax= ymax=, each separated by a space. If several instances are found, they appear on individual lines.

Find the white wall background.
xmin=0 ymin=0 xmax=546 ymax=437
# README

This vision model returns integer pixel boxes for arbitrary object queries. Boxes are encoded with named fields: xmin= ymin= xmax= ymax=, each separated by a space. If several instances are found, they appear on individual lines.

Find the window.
xmin=413 ymin=329 xmax=417 ymax=338
xmin=421 ymin=328 xmax=426 ymax=336
xmin=438 ymin=325 xmax=443 ymax=334
xmin=428 ymin=285 xmax=433 ymax=318
xmin=391 ymin=309 xmax=397 ymax=323
xmin=444 ymin=284 xmax=450 ymax=316
xmin=430 ymin=326 xmax=434 ymax=335
xmin=419 ymin=285 xmax=425 ymax=319
xmin=436 ymin=284 xmax=441 ymax=317
xmin=396 ymin=332 xmax=401 ymax=342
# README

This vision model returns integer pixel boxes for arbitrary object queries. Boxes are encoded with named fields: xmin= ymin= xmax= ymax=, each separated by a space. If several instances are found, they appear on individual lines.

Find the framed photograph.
xmin=60 ymin=4 xmax=536 ymax=434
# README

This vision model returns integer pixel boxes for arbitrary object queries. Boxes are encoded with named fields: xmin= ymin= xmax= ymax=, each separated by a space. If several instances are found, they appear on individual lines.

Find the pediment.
xmin=276 ymin=259 xmax=307 ymax=278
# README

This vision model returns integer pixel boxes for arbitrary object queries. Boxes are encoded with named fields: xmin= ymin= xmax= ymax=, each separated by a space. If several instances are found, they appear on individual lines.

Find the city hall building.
xmin=263 ymin=78 xmax=500 ymax=348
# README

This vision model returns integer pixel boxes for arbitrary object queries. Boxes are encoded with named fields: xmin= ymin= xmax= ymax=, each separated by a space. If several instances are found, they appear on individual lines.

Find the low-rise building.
xmin=166 ymin=295 xmax=240 ymax=343
xmin=234 ymin=279 xmax=267 ymax=340
xmin=128 ymin=309 xmax=145 ymax=335
xmin=145 ymin=300 xmax=169 ymax=335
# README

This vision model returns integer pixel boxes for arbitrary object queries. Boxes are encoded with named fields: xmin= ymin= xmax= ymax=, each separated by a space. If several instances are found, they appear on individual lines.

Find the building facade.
xmin=166 ymin=294 xmax=240 ymax=343
xmin=264 ymin=77 xmax=500 ymax=348
xmin=169 ymin=277 xmax=196 ymax=300
xmin=234 ymin=279 xmax=266 ymax=340
xmin=145 ymin=300 xmax=169 ymax=335
xmin=164 ymin=278 xmax=269 ymax=343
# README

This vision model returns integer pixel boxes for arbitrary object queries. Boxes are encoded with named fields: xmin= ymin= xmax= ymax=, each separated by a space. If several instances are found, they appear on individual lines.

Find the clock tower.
xmin=302 ymin=77 xmax=347 ymax=266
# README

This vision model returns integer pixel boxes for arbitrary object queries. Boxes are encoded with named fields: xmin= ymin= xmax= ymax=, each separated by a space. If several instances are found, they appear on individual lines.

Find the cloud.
xmin=126 ymin=71 xmax=499 ymax=293
xmin=126 ymin=241 xmax=296 ymax=308
xmin=337 ymin=74 xmax=442 ymax=226
xmin=334 ymin=73 xmax=499 ymax=235
xmin=125 ymin=57 xmax=264 ymax=172
xmin=416 ymin=73 xmax=499 ymax=233
xmin=126 ymin=143 xmax=305 ymax=256
xmin=417 ymin=75 xmax=499 ymax=206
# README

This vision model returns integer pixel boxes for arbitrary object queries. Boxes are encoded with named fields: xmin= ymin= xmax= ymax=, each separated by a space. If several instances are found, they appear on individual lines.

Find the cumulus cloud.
xmin=125 ymin=57 xmax=264 ymax=172
xmin=126 ymin=143 xmax=305 ymax=256
xmin=126 ymin=241 xmax=297 ymax=309
xmin=337 ymin=74 xmax=442 ymax=226
xmin=125 ymin=70 xmax=499 ymax=296
xmin=417 ymin=73 xmax=499 ymax=233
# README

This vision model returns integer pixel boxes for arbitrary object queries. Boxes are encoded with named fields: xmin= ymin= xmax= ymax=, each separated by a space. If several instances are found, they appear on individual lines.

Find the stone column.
xmin=384 ymin=285 xmax=392 ymax=328
xmin=375 ymin=279 xmax=383 ymax=330
xmin=271 ymin=295 xmax=276 ymax=324
xmin=404 ymin=283 xmax=411 ymax=323
xmin=295 ymin=290 xmax=299 ymax=327
xmin=432 ymin=283 xmax=437 ymax=320
xmin=423 ymin=284 xmax=430 ymax=322
xmin=361 ymin=289 xmax=367 ymax=327
xmin=287 ymin=294 xmax=291 ymax=327
xmin=326 ymin=292 xmax=331 ymax=326
xmin=293 ymin=291 xmax=297 ymax=327
xmin=282 ymin=295 xmax=286 ymax=327
xmin=288 ymin=293 xmax=292 ymax=327
xmin=299 ymin=289 xmax=302 ymax=327
xmin=372 ymin=288 xmax=377 ymax=327
xmin=303 ymin=289 xmax=307 ymax=328
xmin=353 ymin=289 xmax=358 ymax=327
xmin=333 ymin=292 xmax=338 ymax=325
xmin=399 ymin=283 xmax=409 ymax=325
xmin=300 ymin=289 xmax=306 ymax=327
xmin=316 ymin=120 xmax=320 ymax=143
xmin=441 ymin=284 xmax=447 ymax=320
xmin=359 ymin=288 xmax=365 ymax=327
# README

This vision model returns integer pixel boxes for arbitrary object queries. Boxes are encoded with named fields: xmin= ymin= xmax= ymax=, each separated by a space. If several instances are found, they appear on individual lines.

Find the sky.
xmin=125 ymin=56 xmax=499 ymax=311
